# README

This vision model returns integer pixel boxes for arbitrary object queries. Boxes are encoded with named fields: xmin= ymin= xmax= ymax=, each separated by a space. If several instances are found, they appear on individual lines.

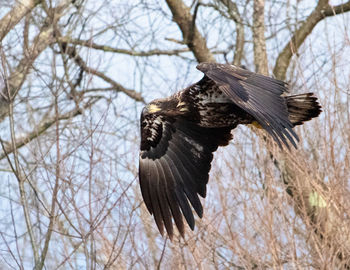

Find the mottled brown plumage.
xmin=139 ymin=63 xmax=321 ymax=239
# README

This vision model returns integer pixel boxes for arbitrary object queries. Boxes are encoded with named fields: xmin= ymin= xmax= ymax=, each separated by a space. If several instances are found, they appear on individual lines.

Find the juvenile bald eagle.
xmin=139 ymin=63 xmax=321 ymax=239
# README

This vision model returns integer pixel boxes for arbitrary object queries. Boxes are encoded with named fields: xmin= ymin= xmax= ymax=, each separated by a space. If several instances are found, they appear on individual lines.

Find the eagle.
xmin=139 ymin=63 xmax=321 ymax=239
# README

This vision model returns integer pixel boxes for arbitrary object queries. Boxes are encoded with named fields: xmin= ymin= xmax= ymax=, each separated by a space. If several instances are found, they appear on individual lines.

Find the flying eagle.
xmin=139 ymin=63 xmax=321 ymax=239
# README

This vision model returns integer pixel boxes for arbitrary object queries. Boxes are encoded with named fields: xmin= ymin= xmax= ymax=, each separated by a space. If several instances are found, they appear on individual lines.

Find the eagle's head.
xmin=144 ymin=97 xmax=188 ymax=116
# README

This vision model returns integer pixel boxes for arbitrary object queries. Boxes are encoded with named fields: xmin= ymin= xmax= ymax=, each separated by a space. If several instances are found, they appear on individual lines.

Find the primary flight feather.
xmin=139 ymin=63 xmax=321 ymax=239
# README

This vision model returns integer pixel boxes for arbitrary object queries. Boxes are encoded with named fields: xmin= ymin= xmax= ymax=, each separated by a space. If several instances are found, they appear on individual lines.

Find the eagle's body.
xmin=139 ymin=63 xmax=321 ymax=239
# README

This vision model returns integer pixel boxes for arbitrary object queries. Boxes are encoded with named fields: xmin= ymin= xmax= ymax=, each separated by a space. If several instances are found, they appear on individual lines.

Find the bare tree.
xmin=0 ymin=0 xmax=349 ymax=269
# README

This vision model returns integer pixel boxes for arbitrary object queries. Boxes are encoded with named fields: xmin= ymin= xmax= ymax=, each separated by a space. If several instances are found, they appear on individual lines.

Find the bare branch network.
xmin=0 ymin=0 xmax=349 ymax=269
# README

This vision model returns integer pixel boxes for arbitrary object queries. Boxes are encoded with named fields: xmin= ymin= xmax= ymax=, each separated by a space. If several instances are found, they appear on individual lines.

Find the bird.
xmin=139 ymin=62 xmax=321 ymax=239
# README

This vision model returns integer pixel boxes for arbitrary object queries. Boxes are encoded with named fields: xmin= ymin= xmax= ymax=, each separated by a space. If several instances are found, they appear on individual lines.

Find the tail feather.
xmin=285 ymin=93 xmax=321 ymax=126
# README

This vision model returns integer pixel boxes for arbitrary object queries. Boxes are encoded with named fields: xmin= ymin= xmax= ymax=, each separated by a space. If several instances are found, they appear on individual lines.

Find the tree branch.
xmin=6 ymin=98 xmax=40 ymax=265
xmin=323 ymin=1 xmax=350 ymax=16
xmin=253 ymin=0 xmax=268 ymax=75
xmin=273 ymin=0 xmax=350 ymax=80
xmin=36 ymin=92 xmax=61 ymax=270
xmin=0 ymin=105 xmax=84 ymax=161
xmin=0 ymin=0 xmax=41 ymax=42
xmin=0 ymin=0 xmax=72 ymax=121
xmin=0 ymin=25 xmax=55 ymax=120
xmin=165 ymin=0 xmax=215 ymax=63
xmin=252 ymin=0 xmax=350 ymax=266
xmin=58 ymin=37 xmax=190 ymax=56
xmin=58 ymin=42 xmax=145 ymax=103
xmin=215 ymin=0 xmax=245 ymax=65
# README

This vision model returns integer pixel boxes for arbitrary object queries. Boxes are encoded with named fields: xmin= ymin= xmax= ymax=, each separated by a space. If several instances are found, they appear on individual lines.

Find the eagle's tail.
xmin=285 ymin=93 xmax=321 ymax=126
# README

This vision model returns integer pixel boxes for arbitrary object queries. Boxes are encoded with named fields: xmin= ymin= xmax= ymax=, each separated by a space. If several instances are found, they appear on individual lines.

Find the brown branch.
xmin=58 ymin=42 xmax=145 ymax=103
xmin=87 ymin=68 xmax=145 ymax=103
xmin=213 ymin=0 xmax=245 ymax=65
xmin=250 ymin=0 xmax=350 ymax=265
xmin=165 ymin=0 xmax=215 ymax=63
xmin=0 ymin=0 xmax=41 ymax=42
xmin=0 ymin=25 xmax=56 ymax=120
xmin=4 ymin=96 xmax=40 ymax=264
xmin=273 ymin=0 xmax=350 ymax=80
xmin=164 ymin=37 xmax=186 ymax=45
xmin=0 ymin=105 xmax=83 ymax=161
xmin=58 ymin=37 xmax=190 ymax=56
xmin=323 ymin=1 xmax=350 ymax=16
xmin=268 ymin=2 xmax=350 ymax=263
xmin=36 ymin=93 xmax=61 ymax=270
xmin=276 ymin=151 xmax=350 ymax=268
xmin=223 ymin=0 xmax=245 ymax=65
xmin=252 ymin=0 xmax=268 ymax=75
xmin=0 ymin=1 xmax=72 ymax=121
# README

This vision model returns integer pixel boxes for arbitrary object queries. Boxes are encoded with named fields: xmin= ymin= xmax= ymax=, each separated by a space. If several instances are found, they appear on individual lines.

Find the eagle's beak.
xmin=148 ymin=104 xmax=161 ymax=113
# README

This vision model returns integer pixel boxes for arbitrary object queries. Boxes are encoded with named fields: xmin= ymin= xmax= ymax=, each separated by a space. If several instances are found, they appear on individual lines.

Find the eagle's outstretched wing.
xmin=139 ymin=113 xmax=232 ymax=239
xmin=197 ymin=62 xmax=298 ymax=148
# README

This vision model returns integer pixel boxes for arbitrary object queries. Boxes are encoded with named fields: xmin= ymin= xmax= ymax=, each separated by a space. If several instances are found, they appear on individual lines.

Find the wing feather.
xmin=170 ymin=136 xmax=208 ymax=197
xmin=197 ymin=62 xmax=299 ymax=148
xmin=139 ymin=159 xmax=153 ymax=214
xmin=154 ymin=160 xmax=173 ymax=237
xmin=158 ymin=157 xmax=185 ymax=237
xmin=139 ymin=114 xmax=232 ymax=238
xmin=147 ymin=160 xmax=164 ymax=235
xmin=167 ymin=145 xmax=203 ymax=218
xmin=163 ymin=153 xmax=195 ymax=230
